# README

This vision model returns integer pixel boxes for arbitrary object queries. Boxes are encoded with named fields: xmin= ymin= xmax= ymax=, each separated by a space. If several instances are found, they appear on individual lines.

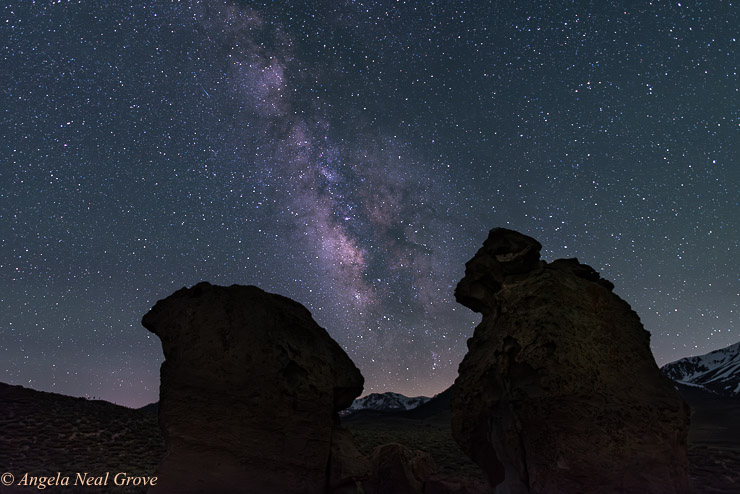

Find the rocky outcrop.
xmin=451 ymin=228 xmax=690 ymax=493
xmin=363 ymin=443 xmax=438 ymax=494
xmin=142 ymin=282 xmax=366 ymax=493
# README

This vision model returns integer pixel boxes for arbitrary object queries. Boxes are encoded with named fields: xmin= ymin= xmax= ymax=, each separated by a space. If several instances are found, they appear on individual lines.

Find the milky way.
xmin=1 ymin=1 xmax=736 ymax=407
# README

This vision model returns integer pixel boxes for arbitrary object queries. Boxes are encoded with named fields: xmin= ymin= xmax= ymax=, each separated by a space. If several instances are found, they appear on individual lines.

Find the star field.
xmin=1 ymin=1 xmax=737 ymax=407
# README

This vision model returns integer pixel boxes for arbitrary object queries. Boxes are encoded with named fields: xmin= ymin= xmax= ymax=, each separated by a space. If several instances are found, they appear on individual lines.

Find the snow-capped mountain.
xmin=661 ymin=341 xmax=740 ymax=397
xmin=343 ymin=392 xmax=430 ymax=414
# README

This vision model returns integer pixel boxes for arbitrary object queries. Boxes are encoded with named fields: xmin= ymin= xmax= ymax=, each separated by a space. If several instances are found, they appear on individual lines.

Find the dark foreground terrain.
xmin=675 ymin=382 xmax=740 ymax=493
xmin=0 ymin=382 xmax=737 ymax=493
xmin=343 ymin=387 xmax=486 ymax=482
xmin=0 ymin=383 xmax=163 ymax=493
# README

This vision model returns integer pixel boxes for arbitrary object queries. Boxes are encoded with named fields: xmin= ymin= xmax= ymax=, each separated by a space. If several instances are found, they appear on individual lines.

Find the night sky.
xmin=2 ymin=1 xmax=737 ymax=408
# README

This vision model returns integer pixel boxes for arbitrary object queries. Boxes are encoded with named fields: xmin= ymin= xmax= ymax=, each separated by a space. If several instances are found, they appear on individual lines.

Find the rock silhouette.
xmin=363 ymin=442 xmax=438 ymax=494
xmin=451 ymin=228 xmax=691 ymax=493
xmin=142 ymin=282 xmax=366 ymax=493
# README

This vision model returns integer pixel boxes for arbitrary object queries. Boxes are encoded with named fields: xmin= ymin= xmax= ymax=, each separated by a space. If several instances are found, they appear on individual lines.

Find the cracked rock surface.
xmin=451 ymin=228 xmax=690 ymax=494
xmin=142 ymin=282 xmax=365 ymax=493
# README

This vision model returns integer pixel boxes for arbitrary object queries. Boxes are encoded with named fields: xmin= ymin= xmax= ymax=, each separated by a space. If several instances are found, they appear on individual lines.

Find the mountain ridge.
xmin=344 ymin=391 xmax=430 ymax=413
xmin=661 ymin=341 xmax=740 ymax=397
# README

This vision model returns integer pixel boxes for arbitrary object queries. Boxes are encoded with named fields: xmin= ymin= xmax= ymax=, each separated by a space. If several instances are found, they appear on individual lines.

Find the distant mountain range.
xmin=661 ymin=341 xmax=740 ymax=397
xmin=139 ymin=402 xmax=158 ymax=414
xmin=141 ymin=391 xmax=432 ymax=417
xmin=342 ymin=391 xmax=431 ymax=415
xmin=134 ymin=341 xmax=740 ymax=411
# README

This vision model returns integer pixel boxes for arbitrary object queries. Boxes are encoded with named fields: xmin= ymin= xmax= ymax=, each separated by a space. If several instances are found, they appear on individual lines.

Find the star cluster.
xmin=1 ymin=1 xmax=736 ymax=407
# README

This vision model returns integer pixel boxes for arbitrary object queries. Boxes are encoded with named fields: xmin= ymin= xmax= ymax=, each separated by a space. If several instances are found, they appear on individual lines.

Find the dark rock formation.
xmin=328 ymin=427 xmax=371 ymax=494
xmin=451 ymin=228 xmax=691 ymax=493
xmin=142 ymin=282 xmax=366 ymax=493
xmin=423 ymin=477 xmax=491 ymax=494
xmin=363 ymin=442 xmax=438 ymax=494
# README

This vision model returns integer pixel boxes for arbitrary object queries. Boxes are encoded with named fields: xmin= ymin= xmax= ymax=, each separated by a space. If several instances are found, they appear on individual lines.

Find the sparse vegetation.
xmin=2 ymin=382 xmax=739 ymax=493
xmin=1 ymin=383 xmax=163 ymax=493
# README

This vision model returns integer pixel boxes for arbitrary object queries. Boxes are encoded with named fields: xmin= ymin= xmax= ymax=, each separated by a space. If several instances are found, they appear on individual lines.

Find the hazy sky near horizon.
xmin=1 ymin=0 xmax=737 ymax=408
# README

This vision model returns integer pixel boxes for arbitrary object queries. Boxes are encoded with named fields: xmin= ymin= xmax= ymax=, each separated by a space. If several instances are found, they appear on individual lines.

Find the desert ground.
xmin=1 ymin=382 xmax=737 ymax=493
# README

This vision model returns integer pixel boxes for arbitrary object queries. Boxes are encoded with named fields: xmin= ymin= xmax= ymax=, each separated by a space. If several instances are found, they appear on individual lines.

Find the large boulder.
xmin=142 ymin=282 xmax=366 ymax=493
xmin=363 ymin=442 xmax=438 ymax=494
xmin=451 ymin=228 xmax=690 ymax=493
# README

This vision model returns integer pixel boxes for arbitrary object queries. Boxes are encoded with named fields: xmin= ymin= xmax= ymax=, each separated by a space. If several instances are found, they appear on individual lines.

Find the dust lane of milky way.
xmin=1 ymin=1 xmax=736 ymax=407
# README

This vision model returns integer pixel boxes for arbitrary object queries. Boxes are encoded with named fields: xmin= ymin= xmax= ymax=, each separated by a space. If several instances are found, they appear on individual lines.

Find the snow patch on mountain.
xmin=342 ymin=392 xmax=430 ymax=414
xmin=661 ymin=341 xmax=740 ymax=397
